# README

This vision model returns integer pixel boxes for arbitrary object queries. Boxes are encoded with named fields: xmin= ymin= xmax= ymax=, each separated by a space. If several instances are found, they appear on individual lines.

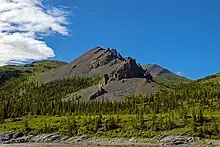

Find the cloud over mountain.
xmin=0 ymin=0 xmax=68 ymax=66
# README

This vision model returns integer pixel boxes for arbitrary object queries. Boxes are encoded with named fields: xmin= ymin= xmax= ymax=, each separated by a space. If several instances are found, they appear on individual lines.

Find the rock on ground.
xmin=155 ymin=135 xmax=198 ymax=147
xmin=1 ymin=132 xmax=216 ymax=146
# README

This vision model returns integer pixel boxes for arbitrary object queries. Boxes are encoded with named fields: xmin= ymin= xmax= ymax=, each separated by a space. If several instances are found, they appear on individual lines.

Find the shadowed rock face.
xmin=44 ymin=47 xmax=152 ymax=82
xmin=110 ymin=57 xmax=145 ymax=80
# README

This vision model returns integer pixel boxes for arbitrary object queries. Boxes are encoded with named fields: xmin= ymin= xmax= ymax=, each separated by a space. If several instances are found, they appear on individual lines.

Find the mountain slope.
xmin=40 ymin=47 xmax=163 ymax=100
xmin=0 ymin=60 xmax=67 ymax=86
xmin=65 ymin=78 xmax=162 ymax=101
xmin=196 ymin=73 xmax=220 ymax=83
xmin=0 ymin=60 xmax=67 ymax=73
xmin=24 ymin=60 xmax=68 ymax=73
xmin=142 ymin=64 xmax=190 ymax=87
xmin=41 ymin=47 xmax=147 ymax=82
xmin=0 ymin=47 xmax=192 ymax=101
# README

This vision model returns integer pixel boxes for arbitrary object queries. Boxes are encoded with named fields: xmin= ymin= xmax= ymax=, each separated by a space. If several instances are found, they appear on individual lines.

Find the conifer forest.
xmin=1 ymin=72 xmax=220 ymax=139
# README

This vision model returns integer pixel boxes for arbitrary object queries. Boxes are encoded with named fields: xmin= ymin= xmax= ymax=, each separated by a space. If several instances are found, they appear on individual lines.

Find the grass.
xmin=1 ymin=62 xmax=220 ymax=141
xmin=1 ymin=112 xmax=220 ymax=139
xmin=0 ymin=116 xmax=67 ymax=135
xmin=32 ymin=60 xmax=67 ymax=73
xmin=0 ymin=60 xmax=67 ymax=73
xmin=154 ymin=75 xmax=191 ymax=89
xmin=196 ymin=73 xmax=220 ymax=84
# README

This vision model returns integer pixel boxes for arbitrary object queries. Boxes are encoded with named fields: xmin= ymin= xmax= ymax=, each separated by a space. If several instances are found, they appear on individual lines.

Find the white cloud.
xmin=176 ymin=72 xmax=182 ymax=75
xmin=0 ymin=0 xmax=68 ymax=66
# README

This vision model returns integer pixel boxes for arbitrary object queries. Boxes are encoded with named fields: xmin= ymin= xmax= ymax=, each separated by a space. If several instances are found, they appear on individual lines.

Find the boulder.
xmin=75 ymin=135 xmax=89 ymax=142
xmin=4 ymin=136 xmax=32 ymax=144
xmin=42 ymin=134 xmax=64 ymax=142
xmin=0 ymin=132 xmax=14 ymax=142
xmin=159 ymin=135 xmax=195 ymax=146
xmin=66 ymin=135 xmax=90 ymax=144
xmin=89 ymin=85 xmax=107 ymax=100
xmin=12 ymin=132 xmax=24 ymax=139
xmin=29 ymin=134 xmax=66 ymax=143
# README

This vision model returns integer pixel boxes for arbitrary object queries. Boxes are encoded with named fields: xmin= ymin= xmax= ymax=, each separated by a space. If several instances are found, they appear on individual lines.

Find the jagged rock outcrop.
xmin=89 ymin=48 xmax=124 ymax=69
xmin=101 ymin=57 xmax=153 ymax=85
xmin=158 ymin=135 xmax=196 ymax=146
xmin=108 ymin=57 xmax=147 ymax=80
xmin=0 ymin=132 xmax=67 ymax=144
xmin=89 ymin=85 xmax=107 ymax=100
xmin=43 ymin=47 xmax=153 ymax=83
xmin=0 ymin=132 xmax=200 ymax=146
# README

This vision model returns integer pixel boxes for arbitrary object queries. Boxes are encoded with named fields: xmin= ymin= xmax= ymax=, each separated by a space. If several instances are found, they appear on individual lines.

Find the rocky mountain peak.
xmin=44 ymin=47 xmax=153 ymax=83
xmin=89 ymin=47 xmax=124 ymax=69
xmin=102 ymin=56 xmax=153 ymax=85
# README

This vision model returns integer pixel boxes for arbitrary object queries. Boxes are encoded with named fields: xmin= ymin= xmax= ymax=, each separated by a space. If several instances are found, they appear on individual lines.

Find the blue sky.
xmin=44 ymin=0 xmax=220 ymax=80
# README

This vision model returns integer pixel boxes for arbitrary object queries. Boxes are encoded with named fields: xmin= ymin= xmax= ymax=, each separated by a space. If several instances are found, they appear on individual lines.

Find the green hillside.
xmin=31 ymin=60 xmax=67 ymax=73
xmin=0 ymin=60 xmax=67 ymax=85
xmin=0 ymin=69 xmax=220 ymax=140
xmin=0 ymin=60 xmax=67 ymax=73
xmin=0 ymin=65 xmax=23 ymax=71
xmin=1 ymin=58 xmax=220 ymax=141
xmin=196 ymin=73 xmax=220 ymax=84
xmin=142 ymin=64 xmax=191 ymax=88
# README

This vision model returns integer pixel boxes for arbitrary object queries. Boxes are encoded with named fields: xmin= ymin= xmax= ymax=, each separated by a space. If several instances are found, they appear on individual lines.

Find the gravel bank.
xmin=0 ymin=132 xmax=215 ymax=146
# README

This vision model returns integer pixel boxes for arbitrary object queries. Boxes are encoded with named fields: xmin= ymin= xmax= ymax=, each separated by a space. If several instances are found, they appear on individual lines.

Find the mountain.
xmin=142 ymin=64 xmax=190 ymax=87
xmin=142 ymin=64 xmax=179 ymax=78
xmin=40 ymin=47 xmax=146 ymax=81
xmin=0 ymin=47 xmax=191 ymax=101
xmin=40 ymin=47 xmax=163 ymax=101
xmin=1 ymin=49 xmax=220 ymax=141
